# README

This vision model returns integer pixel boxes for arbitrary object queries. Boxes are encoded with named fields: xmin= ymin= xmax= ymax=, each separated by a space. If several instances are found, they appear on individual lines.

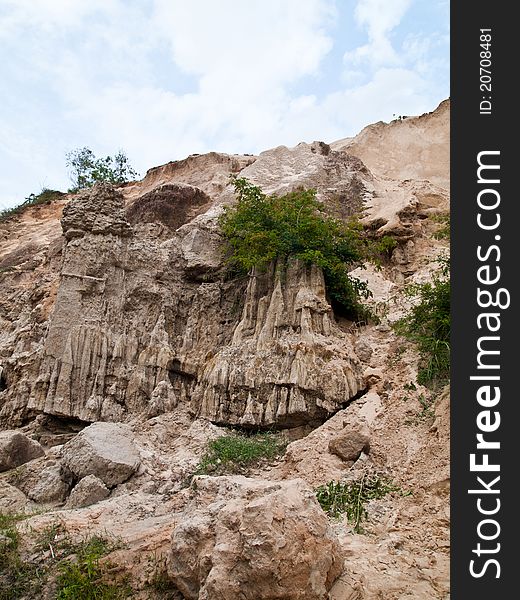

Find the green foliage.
xmin=0 ymin=188 xmax=64 ymax=223
xmin=395 ymin=256 xmax=450 ymax=386
xmin=56 ymin=536 xmax=130 ymax=600
xmin=194 ymin=431 xmax=288 ymax=476
xmin=66 ymin=147 xmax=138 ymax=192
xmin=219 ymin=177 xmax=375 ymax=319
xmin=431 ymin=213 xmax=450 ymax=240
xmin=0 ymin=515 xmax=129 ymax=600
xmin=0 ymin=512 xmax=44 ymax=600
xmin=315 ymin=475 xmax=404 ymax=533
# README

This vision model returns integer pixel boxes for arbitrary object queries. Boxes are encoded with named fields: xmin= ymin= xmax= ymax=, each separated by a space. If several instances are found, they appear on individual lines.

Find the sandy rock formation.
xmin=167 ymin=475 xmax=343 ymax=600
xmin=0 ymin=100 xmax=450 ymax=599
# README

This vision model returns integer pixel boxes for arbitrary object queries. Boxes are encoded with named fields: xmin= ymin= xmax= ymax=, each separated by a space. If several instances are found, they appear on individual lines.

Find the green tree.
xmin=219 ymin=177 xmax=373 ymax=319
xmin=66 ymin=147 xmax=138 ymax=192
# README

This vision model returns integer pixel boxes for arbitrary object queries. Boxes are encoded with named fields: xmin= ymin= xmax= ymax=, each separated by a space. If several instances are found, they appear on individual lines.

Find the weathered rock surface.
xmin=13 ymin=460 xmax=69 ymax=504
xmin=167 ymin=476 xmax=343 ymax=600
xmin=61 ymin=422 xmax=140 ymax=487
xmin=67 ymin=474 xmax=110 ymax=508
xmin=0 ymin=430 xmax=45 ymax=471
xmin=328 ymin=428 xmax=370 ymax=462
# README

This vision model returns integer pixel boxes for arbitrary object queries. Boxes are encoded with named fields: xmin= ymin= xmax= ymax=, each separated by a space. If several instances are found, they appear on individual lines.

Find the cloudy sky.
xmin=0 ymin=0 xmax=449 ymax=210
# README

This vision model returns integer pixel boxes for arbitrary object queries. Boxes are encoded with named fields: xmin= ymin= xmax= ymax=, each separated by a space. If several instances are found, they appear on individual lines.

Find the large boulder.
xmin=61 ymin=422 xmax=140 ymax=487
xmin=0 ymin=430 xmax=45 ymax=472
xmin=167 ymin=476 xmax=343 ymax=600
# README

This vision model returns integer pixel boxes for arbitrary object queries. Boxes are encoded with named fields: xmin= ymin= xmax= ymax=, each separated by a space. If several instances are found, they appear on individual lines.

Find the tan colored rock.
xmin=67 ymin=474 xmax=110 ymax=508
xmin=9 ymin=458 xmax=69 ymax=504
xmin=61 ymin=422 xmax=140 ymax=487
xmin=329 ymin=429 xmax=370 ymax=462
xmin=167 ymin=476 xmax=343 ymax=600
xmin=0 ymin=430 xmax=45 ymax=472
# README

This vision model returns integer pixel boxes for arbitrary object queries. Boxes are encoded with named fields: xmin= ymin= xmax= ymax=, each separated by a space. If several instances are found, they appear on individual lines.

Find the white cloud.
xmin=344 ymin=0 xmax=412 ymax=66
xmin=0 ymin=0 xmax=448 ymax=210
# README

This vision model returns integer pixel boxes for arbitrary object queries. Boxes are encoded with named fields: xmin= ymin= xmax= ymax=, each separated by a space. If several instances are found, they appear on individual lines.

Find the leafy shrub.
xmin=194 ymin=431 xmax=287 ymax=476
xmin=315 ymin=475 xmax=403 ymax=532
xmin=0 ymin=188 xmax=64 ymax=223
xmin=220 ymin=177 xmax=379 ymax=319
xmin=66 ymin=147 xmax=138 ymax=192
xmin=395 ymin=256 xmax=450 ymax=386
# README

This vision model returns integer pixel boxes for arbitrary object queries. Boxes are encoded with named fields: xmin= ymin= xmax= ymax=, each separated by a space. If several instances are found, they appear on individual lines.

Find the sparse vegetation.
xmin=395 ymin=255 xmax=450 ymax=386
xmin=194 ymin=431 xmax=288 ymax=476
xmin=66 ymin=147 xmax=138 ymax=192
xmin=0 ymin=513 xmax=130 ymax=600
xmin=56 ymin=536 xmax=130 ymax=600
xmin=315 ymin=474 xmax=405 ymax=533
xmin=431 ymin=213 xmax=450 ymax=240
xmin=220 ymin=177 xmax=380 ymax=319
xmin=0 ymin=188 xmax=64 ymax=223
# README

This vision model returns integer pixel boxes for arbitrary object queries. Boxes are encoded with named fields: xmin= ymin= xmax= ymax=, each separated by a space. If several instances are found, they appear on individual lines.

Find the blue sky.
xmin=0 ymin=0 xmax=449 ymax=210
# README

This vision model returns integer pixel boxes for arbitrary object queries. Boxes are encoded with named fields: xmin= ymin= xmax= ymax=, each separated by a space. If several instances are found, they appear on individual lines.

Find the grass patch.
xmin=394 ymin=255 xmax=450 ymax=387
xmin=56 ymin=536 xmax=130 ymax=600
xmin=315 ymin=474 xmax=405 ymax=533
xmin=0 ymin=512 xmax=45 ymax=600
xmin=194 ymin=431 xmax=288 ymax=476
xmin=0 ymin=188 xmax=64 ymax=223
xmin=0 ymin=513 xmax=130 ymax=600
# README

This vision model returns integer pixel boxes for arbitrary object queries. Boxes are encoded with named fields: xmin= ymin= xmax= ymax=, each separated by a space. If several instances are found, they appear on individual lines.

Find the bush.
xmin=0 ymin=188 xmax=64 ymax=223
xmin=194 ymin=431 xmax=287 ymax=476
xmin=66 ymin=147 xmax=138 ymax=192
xmin=315 ymin=475 xmax=403 ymax=532
xmin=219 ymin=177 xmax=377 ymax=319
xmin=395 ymin=256 xmax=450 ymax=386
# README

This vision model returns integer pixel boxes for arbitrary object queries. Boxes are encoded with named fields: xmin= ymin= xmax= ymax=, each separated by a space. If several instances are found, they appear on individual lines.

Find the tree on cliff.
xmin=219 ymin=176 xmax=375 ymax=320
xmin=66 ymin=147 xmax=138 ymax=192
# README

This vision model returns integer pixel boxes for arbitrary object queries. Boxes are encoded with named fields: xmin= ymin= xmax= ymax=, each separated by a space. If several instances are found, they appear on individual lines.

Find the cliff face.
xmin=1 ymin=141 xmax=373 ymax=429
xmin=0 ymin=100 xmax=450 ymax=600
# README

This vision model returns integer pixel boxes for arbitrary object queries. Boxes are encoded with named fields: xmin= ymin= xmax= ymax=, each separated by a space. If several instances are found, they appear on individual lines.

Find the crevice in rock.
xmin=0 ymin=372 xmax=7 ymax=392
xmin=31 ymin=414 xmax=90 ymax=448
xmin=341 ymin=385 xmax=369 ymax=409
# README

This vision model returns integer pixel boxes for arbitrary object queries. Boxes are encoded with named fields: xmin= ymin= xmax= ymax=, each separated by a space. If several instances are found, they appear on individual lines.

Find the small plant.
xmin=406 ymin=393 xmax=436 ymax=425
xmin=395 ymin=256 xmax=450 ymax=387
xmin=315 ymin=474 xmax=403 ymax=533
xmin=0 ymin=512 xmax=45 ymax=600
xmin=66 ymin=147 xmax=138 ymax=192
xmin=431 ymin=213 xmax=450 ymax=240
xmin=56 ymin=535 xmax=130 ymax=600
xmin=194 ymin=431 xmax=288 ymax=476
xmin=0 ymin=188 xmax=64 ymax=223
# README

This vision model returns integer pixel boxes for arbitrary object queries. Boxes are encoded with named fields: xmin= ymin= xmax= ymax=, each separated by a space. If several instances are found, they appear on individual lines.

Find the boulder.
xmin=67 ymin=474 xmax=110 ymax=508
xmin=167 ymin=476 xmax=343 ymax=600
xmin=328 ymin=429 xmax=370 ymax=462
xmin=25 ymin=464 xmax=69 ymax=504
xmin=0 ymin=430 xmax=45 ymax=472
xmin=61 ymin=422 xmax=140 ymax=487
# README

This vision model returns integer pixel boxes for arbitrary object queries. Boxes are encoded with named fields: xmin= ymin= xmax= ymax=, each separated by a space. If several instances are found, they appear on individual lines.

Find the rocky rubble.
xmin=0 ymin=100 xmax=450 ymax=599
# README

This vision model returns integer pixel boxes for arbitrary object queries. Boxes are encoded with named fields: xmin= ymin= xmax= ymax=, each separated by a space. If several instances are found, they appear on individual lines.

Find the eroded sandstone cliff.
xmin=0 ymin=100 xmax=450 ymax=600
